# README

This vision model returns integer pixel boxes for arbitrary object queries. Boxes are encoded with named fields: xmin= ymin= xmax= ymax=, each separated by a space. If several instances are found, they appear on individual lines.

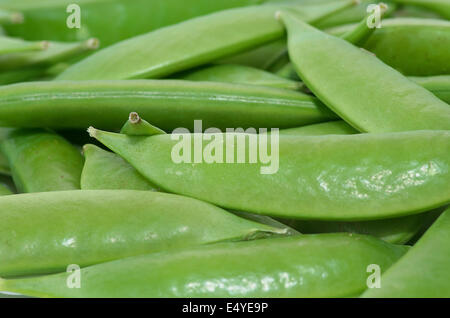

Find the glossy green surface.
xmin=0 ymin=190 xmax=286 ymax=277
xmin=329 ymin=18 xmax=450 ymax=76
xmin=282 ymin=13 xmax=450 ymax=133
xmin=409 ymin=75 xmax=450 ymax=104
xmin=90 ymin=128 xmax=450 ymax=220
xmin=0 ymin=80 xmax=336 ymax=131
xmin=56 ymin=1 xmax=354 ymax=80
xmin=279 ymin=120 xmax=359 ymax=135
xmin=81 ymin=144 xmax=158 ymax=191
xmin=0 ymin=234 xmax=408 ymax=298
xmin=362 ymin=207 xmax=450 ymax=297
xmin=180 ymin=64 xmax=302 ymax=90
xmin=1 ymin=0 xmax=264 ymax=47
xmin=391 ymin=0 xmax=450 ymax=19
xmin=0 ymin=129 xmax=84 ymax=192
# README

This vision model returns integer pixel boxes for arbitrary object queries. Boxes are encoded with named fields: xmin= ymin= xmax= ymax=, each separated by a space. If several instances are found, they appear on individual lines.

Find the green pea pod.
xmin=120 ymin=112 xmax=166 ymax=136
xmin=390 ymin=0 xmax=450 ymax=19
xmin=56 ymin=1 xmax=356 ymax=80
xmin=0 ymin=36 xmax=48 ymax=55
xmin=89 ymin=128 xmax=450 ymax=221
xmin=279 ymin=120 xmax=358 ymax=135
xmin=0 ymin=128 xmax=12 ymax=175
xmin=2 ymin=0 xmax=267 ymax=47
xmin=0 ymin=234 xmax=408 ymax=298
xmin=0 ymin=38 xmax=99 ymax=71
xmin=0 ymin=190 xmax=288 ymax=278
xmin=0 ymin=129 xmax=84 ymax=193
xmin=328 ymin=18 xmax=450 ymax=76
xmin=0 ymin=66 xmax=45 ymax=85
xmin=281 ymin=12 xmax=450 ymax=133
xmin=393 ymin=4 xmax=444 ymax=19
xmin=81 ymin=144 xmax=158 ymax=191
xmin=362 ymin=207 xmax=450 ymax=297
xmin=179 ymin=64 xmax=303 ymax=90
xmin=409 ymin=75 xmax=450 ymax=104
xmin=281 ymin=209 xmax=443 ymax=245
xmin=0 ymin=80 xmax=336 ymax=131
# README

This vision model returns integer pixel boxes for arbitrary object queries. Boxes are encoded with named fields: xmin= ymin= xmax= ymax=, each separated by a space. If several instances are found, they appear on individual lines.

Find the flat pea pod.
xmin=0 ymin=234 xmax=408 ymax=298
xmin=0 ymin=36 xmax=47 ymax=55
xmin=0 ymin=190 xmax=287 ymax=278
xmin=281 ymin=13 xmax=450 ymax=133
xmin=1 ymin=0 xmax=266 ymax=47
xmin=90 ymin=128 xmax=450 ymax=221
xmin=390 ymin=0 xmax=450 ymax=19
xmin=81 ymin=144 xmax=158 ymax=191
xmin=0 ymin=129 xmax=84 ymax=193
xmin=56 ymin=1 xmax=356 ymax=80
xmin=362 ymin=207 xmax=450 ymax=297
xmin=280 ymin=209 xmax=443 ymax=245
xmin=179 ymin=64 xmax=303 ymax=90
xmin=279 ymin=120 xmax=358 ymax=135
xmin=328 ymin=18 xmax=450 ymax=76
xmin=0 ymin=38 xmax=99 ymax=71
xmin=409 ymin=75 xmax=450 ymax=104
xmin=0 ymin=80 xmax=336 ymax=131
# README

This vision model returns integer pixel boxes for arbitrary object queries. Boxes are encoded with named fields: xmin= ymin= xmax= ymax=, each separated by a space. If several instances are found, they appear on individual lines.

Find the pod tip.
xmin=86 ymin=38 xmax=100 ymax=50
xmin=10 ymin=12 xmax=24 ymax=24
xmin=87 ymin=126 xmax=97 ymax=138
xmin=129 ymin=112 xmax=141 ymax=124
xmin=274 ymin=11 xmax=282 ymax=21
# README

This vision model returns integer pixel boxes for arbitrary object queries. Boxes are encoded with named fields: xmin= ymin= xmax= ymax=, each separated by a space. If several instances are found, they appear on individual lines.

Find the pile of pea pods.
xmin=0 ymin=0 xmax=449 ymax=299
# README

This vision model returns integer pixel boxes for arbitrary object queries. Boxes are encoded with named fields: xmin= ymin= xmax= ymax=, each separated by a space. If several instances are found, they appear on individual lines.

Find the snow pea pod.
xmin=81 ymin=144 xmax=158 ymax=191
xmin=0 ymin=190 xmax=286 ymax=278
xmin=89 ymin=128 xmax=450 ymax=221
xmin=0 ymin=38 xmax=99 ymax=71
xmin=391 ymin=0 xmax=450 ymax=19
xmin=179 ymin=64 xmax=302 ymax=90
xmin=0 ymin=36 xmax=47 ymax=55
xmin=0 ymin=234 xmax=408 ymax=298
xmin=409 ymin=75 xmax=450 ymax=104
xmin=281 ymin=13 xmax=450 ymax=133
xmin=328 ymin=18 xmax=450 ymax=76
xmin=56 ymin=1 xmax=356 ymax=80
xmin=281 ymin=209 xmax=442 ymax=245
xmin=0 ymin=80 xmax=336 ymax=131
xmin=362 ymin=207 xmax=450 ymax=297
xmin=0 ymin=129 xmax=84 ymax=192
xmin=1 ymin=0 xmax=265 ymax=47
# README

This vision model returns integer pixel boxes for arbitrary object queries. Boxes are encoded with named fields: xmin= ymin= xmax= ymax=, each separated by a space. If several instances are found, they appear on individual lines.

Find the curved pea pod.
xmin=90 ymin=128 xmax=450 ymax=221
xmin=0 ymin=80 xmax=336 ymax=131
xmin=281 ymin=13 xmax=450 ymax=133
xmin=179 ymin=64 xmax=302 ymax=90
xmin=409 ymin=75 xmax=450 ymax=104
xmin=280 ymin=120 xmax=359 ymax=135
xmin=56 ymin=1 xmax=356 ymax=80
xmin=0 ymin=234 xmax=408 ymax=298
xmin=362 ymin=207 xmax=450 ymax=297
xmin=81 ymin=144 xmax=158 ymax=191
xmin=2 ymin=0 xmax=266 ymax=47
xmin=0 ymin=129 xmax=84 ymax=193
xmin=0 ymin=36 xmax=48 ymax=55
xmin=328 ymin=18 xmax=450 ymax=76
xmin=0 ymin=190 xmax=288 ymax=278
xmin=281 ymin=209 xmax=443 ymax=245
xmin=390 ymin=0 xmax=450 ymax=19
